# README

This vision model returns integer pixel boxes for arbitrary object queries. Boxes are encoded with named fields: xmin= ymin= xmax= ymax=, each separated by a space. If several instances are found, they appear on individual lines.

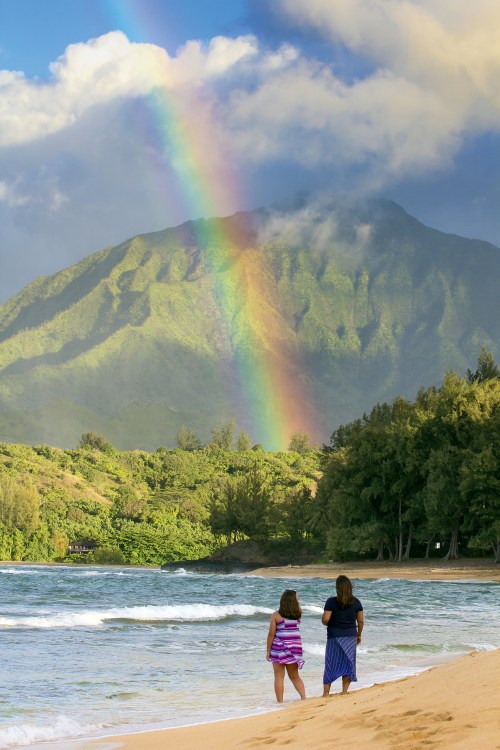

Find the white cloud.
xmin=0 ymin=31 xmax=279 ymax=148
xmin=257 ymin=199 xmax=373 ymax=263
xmin=2 ymin=5 xmax=500 ymax=302
xmin=207 ymin=0 xmax=500 ymax=193
xmin=279 ymin=0 xmax=500 ymax=125
xmin=0 ymin=179 xmax=31 ymax=207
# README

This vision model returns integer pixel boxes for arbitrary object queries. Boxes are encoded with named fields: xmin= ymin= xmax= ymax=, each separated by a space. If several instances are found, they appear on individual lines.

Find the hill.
xmin=0 ymin=441 xmax=321 ymax=564
xmin=0 ymin=200 xmax=498 ymax=450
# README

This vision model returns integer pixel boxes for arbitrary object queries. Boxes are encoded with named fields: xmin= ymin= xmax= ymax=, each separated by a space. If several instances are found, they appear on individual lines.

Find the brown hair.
xmin=336 ymin=575 xmax=354 ymax=608
xmin=278 ymin=589 xmax=302 ymax=620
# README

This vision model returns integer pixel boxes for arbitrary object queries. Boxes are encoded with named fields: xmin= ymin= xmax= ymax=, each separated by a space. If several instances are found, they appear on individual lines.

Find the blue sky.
xmin=1 ymin=0 xmax=500 ymax=302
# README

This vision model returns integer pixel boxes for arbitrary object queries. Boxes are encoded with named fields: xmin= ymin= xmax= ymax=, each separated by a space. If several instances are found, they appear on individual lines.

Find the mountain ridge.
xmin=0 ymin=200 xmax=498 ymax=449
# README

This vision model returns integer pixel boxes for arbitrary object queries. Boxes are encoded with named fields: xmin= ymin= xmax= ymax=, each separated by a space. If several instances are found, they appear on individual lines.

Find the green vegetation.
xmin=315 ymin=349 xmax=500 ymax=563
xmin=0 ymin=352 xmax=497 ymax=566
xmin=0 ymin=432 xmax=321 ymax=565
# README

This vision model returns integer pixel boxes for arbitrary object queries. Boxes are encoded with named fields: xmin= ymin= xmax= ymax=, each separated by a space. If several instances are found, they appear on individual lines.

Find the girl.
xmin=322 ymin=574 xmax=364 ymax=696
xmin=266 ymin=589 xmax=306 ymax=702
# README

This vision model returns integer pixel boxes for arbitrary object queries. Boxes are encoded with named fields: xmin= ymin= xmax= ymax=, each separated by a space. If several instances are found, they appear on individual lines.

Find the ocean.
xmin=0 ymin=564 xmax=498 ymax=748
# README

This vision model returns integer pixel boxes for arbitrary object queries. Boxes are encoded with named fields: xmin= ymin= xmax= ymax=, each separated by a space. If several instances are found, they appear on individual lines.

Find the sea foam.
xmin=0 ymin=716 xmax=94 ymax=749
xmin=0 ymin=603 xmax=274 ymax=629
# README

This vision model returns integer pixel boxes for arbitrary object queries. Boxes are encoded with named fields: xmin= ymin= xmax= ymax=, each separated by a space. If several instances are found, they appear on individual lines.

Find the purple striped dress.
xmin=269 ymin=618 xmax=305 ymax=669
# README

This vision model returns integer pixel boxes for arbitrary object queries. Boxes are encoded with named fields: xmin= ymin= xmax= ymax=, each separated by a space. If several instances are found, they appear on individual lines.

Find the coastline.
xmin=2 ymin=558 xmax=498 ymax=581
xmin=247 ymin=558 xmax=500 ymax=582
xmin=38 ymin=649 xmax=499 ymax=750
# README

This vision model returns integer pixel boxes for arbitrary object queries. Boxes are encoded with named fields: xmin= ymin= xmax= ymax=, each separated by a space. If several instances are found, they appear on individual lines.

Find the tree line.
xmin=314 ymin=349 xmax=500 ymax=562
xmin=0 ymin=350 xmax=498 ymax=565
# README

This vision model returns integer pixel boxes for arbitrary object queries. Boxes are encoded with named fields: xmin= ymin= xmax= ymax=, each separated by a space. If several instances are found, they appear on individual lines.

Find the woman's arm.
xmin=322 ymin=610 xmax=332 ymax=626
xmin=356 ymin=610 xmax=364 ymax=644
xmin=266 ymin=612 xmax=278 ymax=660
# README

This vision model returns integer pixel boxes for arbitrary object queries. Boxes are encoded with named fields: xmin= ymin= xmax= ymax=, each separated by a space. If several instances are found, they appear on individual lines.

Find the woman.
xmin=266 ymin=589 xmax=306 ymax=702
xmin=321 ymin=574 xmax=364 ymax=696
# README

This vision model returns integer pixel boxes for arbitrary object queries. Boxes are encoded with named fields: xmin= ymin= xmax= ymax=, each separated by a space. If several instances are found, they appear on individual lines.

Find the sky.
xmin=1 ymin=0 xmax=500 ymax=303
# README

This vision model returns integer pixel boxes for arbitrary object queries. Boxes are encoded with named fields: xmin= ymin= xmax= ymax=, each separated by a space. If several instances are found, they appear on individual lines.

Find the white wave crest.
xmin=302 ymin=604 xmax=324 ymax=614
xmin=0 ymin=715 xmax=93 ymax=749
xmin=303 ymin=642 xmax=326 ymax=656
xmin=0 ymin=603 xmax=274 ymax=629
xmin=0 ymin=612 xmax=109 ymax=628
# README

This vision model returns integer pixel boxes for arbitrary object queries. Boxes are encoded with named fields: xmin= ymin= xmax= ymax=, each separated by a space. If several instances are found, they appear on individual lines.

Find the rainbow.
xmin=102 ymin=3 xmax=318 ymax=449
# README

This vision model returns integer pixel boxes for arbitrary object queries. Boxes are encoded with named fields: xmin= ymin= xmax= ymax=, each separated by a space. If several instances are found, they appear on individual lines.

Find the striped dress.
xmin=269 ymin=618 xmax=305 ymax=669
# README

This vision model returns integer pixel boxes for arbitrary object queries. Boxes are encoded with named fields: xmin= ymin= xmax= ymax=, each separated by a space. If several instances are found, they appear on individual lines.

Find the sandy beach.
xmin=249 ymin=558 xmax=500 ymax=582
xmin=60 ymin=648 xmax=498 ymax=750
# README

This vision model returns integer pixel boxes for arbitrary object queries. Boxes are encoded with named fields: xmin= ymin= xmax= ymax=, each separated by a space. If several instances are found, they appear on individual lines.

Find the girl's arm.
xmin=356 ymin=610 xmax=364 ymax=644
xmin=322 ymin=609 xmax=332 ymax=625
xmin=266 ymin=612 xmax=277 ymax=660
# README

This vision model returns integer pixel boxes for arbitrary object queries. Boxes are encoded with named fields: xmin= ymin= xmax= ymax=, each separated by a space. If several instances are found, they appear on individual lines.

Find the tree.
xmin=208 ymin=466 xmax=276 ymax=542
xmin=235 ymin=467 xmax=276 ymax=540
xmin=466 ymin=347 xmax=500 ymax=384
xmin=419 ymin=372 xmax=496 ymax=560
xmin=460 ymin=444 xmax=500 ymax=562
xmin=0 ymin=476 xmax=40 ymax=536
xmin=176 ymin=426 xmax=202 ymax=451
xmin=279 ymin=487 xmax=315 ymax=544
xmin=78 ymin=432 xmax=113 ymax=452
xmin=458 ymin=378 xmax=500 ymax=561
xmin=236 ymin=431 xmax=253 ymax=451
xmin=210 ymin=420 xmax=235 ymax=451
xmin=327 ymin=420 xmax=361 ymax=453
xmin=288 ymin=432 xmax=312 ymax=454
xmin=209 ymin=480 xmax=241 ymax=544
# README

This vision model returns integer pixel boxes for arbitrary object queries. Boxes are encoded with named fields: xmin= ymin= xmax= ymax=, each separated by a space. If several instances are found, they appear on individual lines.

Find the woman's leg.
xmin=272 ymin=663 xmax=285 ymax=702
xmin=285 ymin=663 xmax=306 ymax=699
xmin=322 ymin=682 xmax=331 ymax=697
xmin=341 ymin=676 xmax=351 ymax=694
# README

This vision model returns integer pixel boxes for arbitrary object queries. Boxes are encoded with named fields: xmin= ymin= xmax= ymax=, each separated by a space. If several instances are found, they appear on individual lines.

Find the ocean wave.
xmin=303 ymin=642 xmax=326 ymax=656
xmin=70 ymin=570 xmax=136 ymax=578
xmin=302 ymin=604 xmax=324 ymax=614
xmin=0 ymin=569 xmax=35 ymax=575
xmin=0 ymin=603 xmax=274 ymax=629
xmin=0 ymin=715 xmax=95 ymax=749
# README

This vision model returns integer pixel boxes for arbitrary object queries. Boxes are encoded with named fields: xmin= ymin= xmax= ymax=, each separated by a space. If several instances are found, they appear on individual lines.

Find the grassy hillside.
xmin=0 ymin=201 xmax=498 ymax=449
xmin=0 ymin=440 xmax=322 ymax=564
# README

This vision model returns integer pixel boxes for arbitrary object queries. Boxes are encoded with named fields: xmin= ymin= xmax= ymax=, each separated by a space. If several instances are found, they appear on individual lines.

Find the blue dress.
xmin=323 ymin=596 xmax=363 ymax=683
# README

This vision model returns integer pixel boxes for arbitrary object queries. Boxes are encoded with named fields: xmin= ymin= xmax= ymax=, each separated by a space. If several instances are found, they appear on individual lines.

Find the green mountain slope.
xmin=0 ymin=201 xmax=498 ymax=449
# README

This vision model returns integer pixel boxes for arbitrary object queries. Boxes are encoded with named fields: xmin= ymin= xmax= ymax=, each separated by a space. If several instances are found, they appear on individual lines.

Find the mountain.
xmin=0 ymin=200 xmax=498 ymax=450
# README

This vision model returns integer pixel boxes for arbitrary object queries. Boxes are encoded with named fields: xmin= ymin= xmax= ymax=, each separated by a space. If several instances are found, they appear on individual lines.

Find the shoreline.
xmin=34 ymin=649 xmax=499 ymax=750
xmin=247 ymin=558 xmax=500 ymax=582
xmin=1 ymin=558 xmax=498 ymax=581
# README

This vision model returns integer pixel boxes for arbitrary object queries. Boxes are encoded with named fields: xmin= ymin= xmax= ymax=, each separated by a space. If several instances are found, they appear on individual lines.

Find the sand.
xmin=61 ymin=649 xmax=499 ymax=750
xmin=248 ymin=558 xmax=500 ymax=582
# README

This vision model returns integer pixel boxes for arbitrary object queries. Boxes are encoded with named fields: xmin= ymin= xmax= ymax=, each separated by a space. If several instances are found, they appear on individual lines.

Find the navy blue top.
xmin=324 ymin=596 xmax=363 ymax=639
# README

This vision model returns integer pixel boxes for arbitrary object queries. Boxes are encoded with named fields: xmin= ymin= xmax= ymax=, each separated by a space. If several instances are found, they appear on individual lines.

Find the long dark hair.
xmin=336 ymin=575 xmax=354 ymax=608
xmin=278 ymin=589 xmax=302 ymax=620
